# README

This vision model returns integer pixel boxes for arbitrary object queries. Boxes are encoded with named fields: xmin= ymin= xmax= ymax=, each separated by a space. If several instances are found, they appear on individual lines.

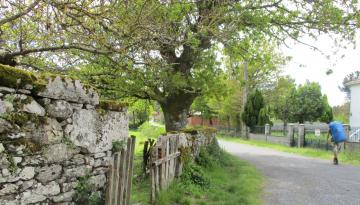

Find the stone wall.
xmin=0 ymin=65 xmax=128 ymax=204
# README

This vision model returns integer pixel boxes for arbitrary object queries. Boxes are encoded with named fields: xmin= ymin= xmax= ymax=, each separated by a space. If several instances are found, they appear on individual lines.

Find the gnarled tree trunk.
xmin=160 ymin=92 xmax=196 ymax=132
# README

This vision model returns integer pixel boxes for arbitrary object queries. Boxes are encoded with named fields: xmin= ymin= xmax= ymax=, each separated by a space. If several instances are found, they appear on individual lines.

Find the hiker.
xmin=327 ymin=121 xmax=347 ymax=165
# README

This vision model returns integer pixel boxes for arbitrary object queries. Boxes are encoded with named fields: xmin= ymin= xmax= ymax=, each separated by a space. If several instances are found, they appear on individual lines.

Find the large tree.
xmin=288 ymin=82 xmax=326 ymax=123
xmin=1 ymin=1 xmax=359 ymax=131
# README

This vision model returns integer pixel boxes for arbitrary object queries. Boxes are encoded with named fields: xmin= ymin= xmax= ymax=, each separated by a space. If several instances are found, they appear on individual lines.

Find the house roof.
xmin=344 ymin=79 xmax=360 ymax=87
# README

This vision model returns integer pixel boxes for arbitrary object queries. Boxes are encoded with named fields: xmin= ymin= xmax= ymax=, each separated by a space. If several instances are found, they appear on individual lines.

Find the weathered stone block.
xmin=36 ymin=76 xmax=99 ymax=105
xmin=89 ymin=174 xmax=106 ymax=189
xmin=0 ymin=119 xmax=13 ymax=134
xmin=0 ymin=99 xmax=13 ymax=114
xmin=19 ymin=167 xmax=35 ymax=180
xmin=52 ymin=191 xmax=75 ymax=203
xmin=63 ymin=165 xmax=91 ymax=179
xmin=46 ymin=100 xmax=73 ymax=120
xmin=0 ymin=184 xmax=18 ymax=196
xmin=20 ymin=191 xmax=46 ymax=204
xmin=33 ymin=181 xmax=61 ymax=196
xmin=44 ymin=144 xmax=78 ymax=163
xmin=0 ymin=143 xmax=4 ymax=153
xmin=22 ymin=100 xmax=45 ymax=116
xmin=36 ymin=164 xmax=62 ymax=184
xmin=65 ymin=109 xmax=128 ymax=153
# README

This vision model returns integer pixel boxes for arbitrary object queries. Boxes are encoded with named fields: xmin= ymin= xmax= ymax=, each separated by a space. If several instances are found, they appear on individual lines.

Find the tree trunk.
xmin=160 ymin=93 xmax=196 ymax=132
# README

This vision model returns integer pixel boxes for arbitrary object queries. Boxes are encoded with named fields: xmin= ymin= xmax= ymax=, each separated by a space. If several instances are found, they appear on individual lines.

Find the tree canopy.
xmin=1 ymin=0 xmax=359 ymax=131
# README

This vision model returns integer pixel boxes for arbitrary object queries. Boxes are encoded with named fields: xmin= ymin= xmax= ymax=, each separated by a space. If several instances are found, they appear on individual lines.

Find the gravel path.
xmin=219 ymin=140 xmax=360 ymax=205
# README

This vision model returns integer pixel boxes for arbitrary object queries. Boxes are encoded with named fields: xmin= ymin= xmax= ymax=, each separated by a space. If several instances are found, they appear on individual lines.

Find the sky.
xmin=281 ymin=34 xmax=360 ymax=107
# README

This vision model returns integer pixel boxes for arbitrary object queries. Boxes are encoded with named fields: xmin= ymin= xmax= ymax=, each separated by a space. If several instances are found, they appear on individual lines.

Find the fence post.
xmin=287 ymin=124 xmax=294 ymax=147
xmin=298 ymin=124 xmax=305 ymax=148
xmin=265 ymin=124 xmax=271 ymax=136
xmin=343 ymin=124 xmax=350 ymax=151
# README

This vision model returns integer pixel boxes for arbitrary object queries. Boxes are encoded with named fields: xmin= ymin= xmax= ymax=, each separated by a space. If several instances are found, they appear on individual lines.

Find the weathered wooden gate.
xmin=105 ymin=136 xmax=136 ymax=205
xmin=150 ymin=135 xmax=182 ymax=204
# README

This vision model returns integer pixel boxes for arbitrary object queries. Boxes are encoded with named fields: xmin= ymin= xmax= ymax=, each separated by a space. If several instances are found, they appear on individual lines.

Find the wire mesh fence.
xmin=304 ymin=128 xmax=331 ymax=150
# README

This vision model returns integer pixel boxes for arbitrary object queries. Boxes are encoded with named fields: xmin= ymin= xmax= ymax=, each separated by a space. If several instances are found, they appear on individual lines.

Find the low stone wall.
xmin=0 ymin=64 xmax=128 ymax=204
xmin=249 ymin=133 xmax=289 ymax=146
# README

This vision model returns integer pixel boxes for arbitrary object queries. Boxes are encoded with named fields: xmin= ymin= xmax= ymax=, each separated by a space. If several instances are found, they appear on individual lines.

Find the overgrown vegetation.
xmin=130 ymin=123 xmax=263 ymax=205
xmin=112 ymin=139 xmax=127 ymax=152
xmin=0 ymin=64 xmax=37 ymax=89
xmin=156 ymin=140 xmax=263 ymax=205
xmin=74 ymin=175 xmax=104 ymax=205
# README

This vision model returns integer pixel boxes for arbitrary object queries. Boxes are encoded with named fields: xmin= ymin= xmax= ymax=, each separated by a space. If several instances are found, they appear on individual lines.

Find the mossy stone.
xmin=0 ymin=64 xmax=37 ymax=89
xmin=97 ymin=100 xmax=128 ymax=112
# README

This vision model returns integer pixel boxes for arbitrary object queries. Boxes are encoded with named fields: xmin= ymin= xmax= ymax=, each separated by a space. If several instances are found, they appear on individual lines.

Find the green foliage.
xmin=271 ymin=76 xmax=296 ymax=125
xmin=155 ymin=141 xmax=263 ymax=205
xmin=320 ymin=95 xmax=334 ymax=123
xmin=181 ymin=162 xmax=210 ymax=188
xmin=128 ymin=100 xmax=154 ymax=129
xmin=6 ymin=155 xmax=18 ymax=174
xmin=138 ymin=122 xmax=165 ymax=139
xmin=112 ymin=140 xmax=126 ymax=152
xmin=242 ymin=89 xmax=266 ymax=130
xmin=74 ymin=175 xmax=103 ymax=205
xmin=258 ymin=106 xmax=273 ymax=126
xmin=288 ymin=82 xmax=327 ymax=123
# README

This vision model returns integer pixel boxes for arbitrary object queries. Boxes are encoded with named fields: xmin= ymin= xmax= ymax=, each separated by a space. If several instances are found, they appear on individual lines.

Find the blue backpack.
xmin=329 ymin=122 xmax=347 ymax=143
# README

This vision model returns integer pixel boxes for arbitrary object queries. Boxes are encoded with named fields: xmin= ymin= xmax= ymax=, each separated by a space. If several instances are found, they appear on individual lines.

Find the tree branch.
xmin=0 ymin=0 xmax=41 ymax=26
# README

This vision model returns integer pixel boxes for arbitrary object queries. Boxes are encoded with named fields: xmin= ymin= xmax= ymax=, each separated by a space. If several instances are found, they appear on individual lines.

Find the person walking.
xmin=327 ymin=121 xmax=347 ymax=165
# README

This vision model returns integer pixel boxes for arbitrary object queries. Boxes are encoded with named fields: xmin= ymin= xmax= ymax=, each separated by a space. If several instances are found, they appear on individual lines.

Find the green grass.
xmin=130 ymin=123 xmax=263 ymax=205
xmin=218 ymin=135 xmax=360 ymax=166
xmin=155 ymin=142 xmax=263 ymax=205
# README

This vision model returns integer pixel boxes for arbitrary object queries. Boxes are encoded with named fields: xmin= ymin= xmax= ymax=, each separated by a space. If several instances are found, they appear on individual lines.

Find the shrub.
xmin=181 ymin=162 xmax=210 ymax=188
xmin=74 ymin=175 xmax=104 ymax=205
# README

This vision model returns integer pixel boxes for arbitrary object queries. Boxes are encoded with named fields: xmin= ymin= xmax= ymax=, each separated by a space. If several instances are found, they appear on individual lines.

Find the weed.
xmin=112 ymin=139 xmax=126 ymax=152
xmin=74 ymin=175 xmax=104 ymax=205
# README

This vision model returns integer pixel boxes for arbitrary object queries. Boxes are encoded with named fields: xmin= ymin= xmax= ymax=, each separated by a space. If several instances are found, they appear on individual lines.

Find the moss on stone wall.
xmin=0 ymin=64 xmax=37 ymax=89
xmin=97 ymin=100 xmax=128 ymax=111
xmin=1 ymin=112 xmax=46 ymax=128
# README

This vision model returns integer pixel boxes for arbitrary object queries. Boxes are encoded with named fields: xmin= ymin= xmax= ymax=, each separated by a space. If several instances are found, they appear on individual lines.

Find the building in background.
xmin=345 ymin=78 xmax=360 ymax=128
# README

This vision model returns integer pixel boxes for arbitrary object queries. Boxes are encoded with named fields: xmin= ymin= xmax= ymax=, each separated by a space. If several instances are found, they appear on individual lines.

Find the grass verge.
xmin=218 ymin=135 xmax=360 ymax=166
xmin=130 ymin=123 xmax=263 ymax=205
xmin=155 ymin=143 xmax=263 ymax=205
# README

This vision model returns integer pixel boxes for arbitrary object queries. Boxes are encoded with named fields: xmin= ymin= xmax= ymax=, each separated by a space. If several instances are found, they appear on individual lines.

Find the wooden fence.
xmin=150 ymin=135 xmax=182 ymax=204
xmin=105 ymin=136 xmax=136 ymax=205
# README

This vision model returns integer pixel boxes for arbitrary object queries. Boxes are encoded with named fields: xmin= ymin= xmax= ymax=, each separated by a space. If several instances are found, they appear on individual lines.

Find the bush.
xmin=195 ymin=139 xmax=227 ymax=168
xmin=181 ymin=162 xmax=210 ymax=188
xmin=74 ymin=175 xmax=104 ymax=205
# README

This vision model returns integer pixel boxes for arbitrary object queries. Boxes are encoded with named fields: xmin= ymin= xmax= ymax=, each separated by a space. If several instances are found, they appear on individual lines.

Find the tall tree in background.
xmin=319 ymin=95 xmax=333 ymax=123
xmin=1 ymin=1 xmax=360 ymax=131
xmin=288 ymin=82 xmax=325 ymax=123
xmin=271 ymin=76 xmax=296 ymax=129
xmin=242 ymin=89 xmax=265 ymax=131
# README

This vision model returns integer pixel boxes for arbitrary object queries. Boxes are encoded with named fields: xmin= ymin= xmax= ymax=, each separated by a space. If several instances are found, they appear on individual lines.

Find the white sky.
xmin=281 ymin=34 xmax=360 ymax=107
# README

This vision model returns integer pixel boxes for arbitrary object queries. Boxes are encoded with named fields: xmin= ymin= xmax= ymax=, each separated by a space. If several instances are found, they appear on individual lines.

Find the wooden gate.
xmin=150 ymin=135 xmax=182 ymax=204
xmin=105 ymin=136 xmax=136 ymax=205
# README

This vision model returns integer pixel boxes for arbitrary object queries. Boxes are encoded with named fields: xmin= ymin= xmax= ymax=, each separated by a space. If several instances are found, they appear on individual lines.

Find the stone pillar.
xmin=265 ymin=124 xmax=271 ymax=136
xmin=287 ymin=124 xmax=294 ymax=147
xmin=298 ymin=124 xmax=305 ymax=148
